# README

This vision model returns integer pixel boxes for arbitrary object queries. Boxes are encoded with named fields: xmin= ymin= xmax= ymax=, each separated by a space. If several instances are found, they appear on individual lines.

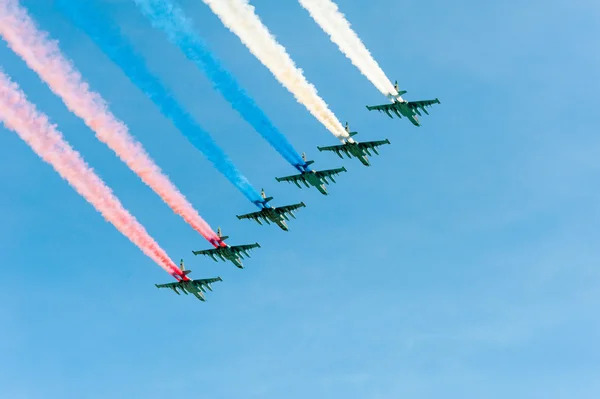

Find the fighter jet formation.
xmin=154 ymin=81 xmax=439 ymax=302
xmin=156 ymin=80 xmax=439 ymax=301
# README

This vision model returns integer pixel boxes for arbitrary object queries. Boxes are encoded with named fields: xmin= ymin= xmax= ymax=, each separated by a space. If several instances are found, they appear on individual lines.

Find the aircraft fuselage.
xmin=172 ymin=279 xmax=206 ymax=301
xmin=267 ymin=212 xmax=288 ymax=231
xmin=345 ymin=143 xmax=371 ymax=166
xmin=219 ymin=247 xmax=244 ymax=268
xmin=302 ymin=171 xmax=328 ymax=195
xmin=394 ymin=100 xmax=420 ymax=126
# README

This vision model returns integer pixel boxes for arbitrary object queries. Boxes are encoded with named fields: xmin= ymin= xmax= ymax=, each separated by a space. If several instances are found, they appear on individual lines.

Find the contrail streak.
xmin=133 ymin=0 xmax=349 ymax=143
xmin=0 ymin=70 xmax=183 ymax=278
xmin=199 ymin=0 xmax=351 ymax=142
xmin=298 ymin=0 xmax=399 ymax=99
xmin=0 ymin=0 xmax=222 ymax=243
xmin=55 ymin=0 xmax=263 ymax=205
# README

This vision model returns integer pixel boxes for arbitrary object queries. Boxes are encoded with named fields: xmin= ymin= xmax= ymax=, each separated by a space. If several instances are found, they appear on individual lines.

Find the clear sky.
xmin=1 ymin=0 xmax=599 ymax=398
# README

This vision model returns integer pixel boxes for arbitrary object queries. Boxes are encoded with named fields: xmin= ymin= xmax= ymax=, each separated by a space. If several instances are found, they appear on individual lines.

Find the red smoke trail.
xmin=0 ymin=70 xmax=185 ymax=278
xmin=0 ymin=0 xmax=220 ymax=245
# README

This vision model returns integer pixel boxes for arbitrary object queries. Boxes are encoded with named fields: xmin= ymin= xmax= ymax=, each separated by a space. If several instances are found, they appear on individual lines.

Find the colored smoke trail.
xmin=55 ymin=0 xmax=262 ymax=205
xmin=0 ymin=0 xmax=221 ymax=242
xmin=132 ymin=0 xmax=348 ymax=145
xmin=298 ymin=0 xmax=400 ymax=100
xmin=199 ymin=0 xmax=352 ymax=142
xmin=0 ymin=70 xmax=183 ymax=278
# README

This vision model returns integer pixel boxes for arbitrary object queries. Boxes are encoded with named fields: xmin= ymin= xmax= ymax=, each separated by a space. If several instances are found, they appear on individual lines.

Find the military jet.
xmin=192 ymin=227 xmax=260 ymax=269
xmin=317 ymin=122 xmax=391 ymax=166
xmin=276 ymin=153 xmax=347 ymax=195
xmin=236 ymin=189 xmax=306 ymax=231
xmin=366 ymin=81 xmax=440 ymax=126
xmin=155 ymin=259 xmax=222 ymax=301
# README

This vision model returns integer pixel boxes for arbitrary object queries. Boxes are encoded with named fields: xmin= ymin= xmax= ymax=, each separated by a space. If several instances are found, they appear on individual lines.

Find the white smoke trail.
xmin=298 ymin=0 xmax=400 ymax=99
xmin=201 ymin=0 xmax=351 ymax=142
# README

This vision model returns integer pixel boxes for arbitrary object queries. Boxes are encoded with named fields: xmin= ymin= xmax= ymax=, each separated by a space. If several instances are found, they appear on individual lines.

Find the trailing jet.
xmin=155 ymin=259 xmax=222 ymax=301
xmin=366 ymin=81 xmax=440 ymax=126
xmin=192 ymin=228 xmax=260 ymax=269
xmin=317 ymin=122 xmax=391 ymax=166
xmin=276 ymin=153 xmax=347 ymax=195
xmin=236 ymin=189 xmax=306 ymax=231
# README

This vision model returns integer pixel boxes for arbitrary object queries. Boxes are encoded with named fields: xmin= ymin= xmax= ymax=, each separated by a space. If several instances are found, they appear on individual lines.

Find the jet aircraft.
xmin=366 ymin=81 xmax=440 ymax=126
xmin=317 ymin=122 xmax=391 ymax=166
xmin=276 ymin=153 xmax=347 ymax=195
xmin=155 ymin=259 xmax=222 ymax=301
xmin=192 ymin=228 xmax=260 ymax=269
xmin=236 ymin=189 xmax=306 ymax=231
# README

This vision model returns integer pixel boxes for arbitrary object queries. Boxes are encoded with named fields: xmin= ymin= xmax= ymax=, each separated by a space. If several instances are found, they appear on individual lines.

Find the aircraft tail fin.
xmin=217 ymin=227 xmax=229 ymax=241
xmin=182 ymin=270 xmax=192 ymax=276
xmin=348 ymin=131 xmax=358 ymax=137
xmin=260 ymin=189 xmax=274 ymax=204
xmin=305 ymin=160 xmax=315 ymax=166
xmin=393 ymin=81 xmax=407 ymax=96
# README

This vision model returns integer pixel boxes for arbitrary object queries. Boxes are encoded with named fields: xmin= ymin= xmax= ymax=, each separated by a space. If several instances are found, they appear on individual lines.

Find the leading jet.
xmin=155 ymin=259 xmax=222 ymax=301
xmin=366 ymin=81 xmax=440 ymax=126
xmin=275 ymin=153 xmax=347 ymax=195
xmin=192 ymin=228 xmax=260 ymax=269
xmin=236 ymin=189 xmax=306 ymax=231
xmin=317 ymin=122 xmax=391 ymax=166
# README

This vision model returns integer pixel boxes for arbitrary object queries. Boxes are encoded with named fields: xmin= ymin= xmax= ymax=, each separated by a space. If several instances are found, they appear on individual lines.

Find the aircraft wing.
xmin=276 ymin=173 xmax=307 ymax=184
xmin=275 ymin=202 xmax=306 ymax=216
xmin=407 ymin=98 xmax=441 ymax=113
xmin=365 ymin=102 xmax=402 ymax=119
xmin=355 ymin=139 xmax=391 ymax=156
xmin=192 ymin=248 xmax=220 ymax=257
xmin=231 ymin=243 xmax=261 ymax=253
xmin=358 ymin=139 xmax=391 ymax=150
xmin=315 ymin=167 xmax=347 ymax=183
xmin=236 ymin=211 xmax=263 ymax=221
xmin=189 ymin=277 xmax=223 ymax=289
xmin=155 ymin=281 xmax=180 ymax=289
xmin=366 ymin=103 xmax=396 ymax=112
xmin=317 ymin=144 xmax=347 ymax=153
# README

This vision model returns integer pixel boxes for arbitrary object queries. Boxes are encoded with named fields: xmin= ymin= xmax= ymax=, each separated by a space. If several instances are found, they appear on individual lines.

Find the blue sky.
xmin=1 ymin=0 xmax=599 ymax=397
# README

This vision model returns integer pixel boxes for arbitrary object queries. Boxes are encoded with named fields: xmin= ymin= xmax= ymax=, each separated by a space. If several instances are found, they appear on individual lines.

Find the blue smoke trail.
xmin=57 ymin=0 xmax=263 ymax=205
xmin=132 ymin=0 xmax=307 ymax=170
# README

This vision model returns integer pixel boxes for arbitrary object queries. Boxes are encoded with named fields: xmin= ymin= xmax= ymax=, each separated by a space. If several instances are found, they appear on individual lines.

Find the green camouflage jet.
xmin=276 ymin=153 xmax=347 ymax=195
xmin=192 ymin=228 xmax=260 ymax=269
xmin=155 ymin=259 xmax=222 ymax=301
xmin=366 ymin=81 xmax=440 ymax=126
xmin=317 ymin=122 xmax=391 ymax=166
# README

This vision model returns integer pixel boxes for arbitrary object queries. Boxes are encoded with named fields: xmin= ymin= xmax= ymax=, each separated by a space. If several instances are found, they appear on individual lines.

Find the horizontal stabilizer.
xmin=183 ymin=270 xmax=192 ymax=276
xmin=305 ymin=160 xmax=315 ymax=166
